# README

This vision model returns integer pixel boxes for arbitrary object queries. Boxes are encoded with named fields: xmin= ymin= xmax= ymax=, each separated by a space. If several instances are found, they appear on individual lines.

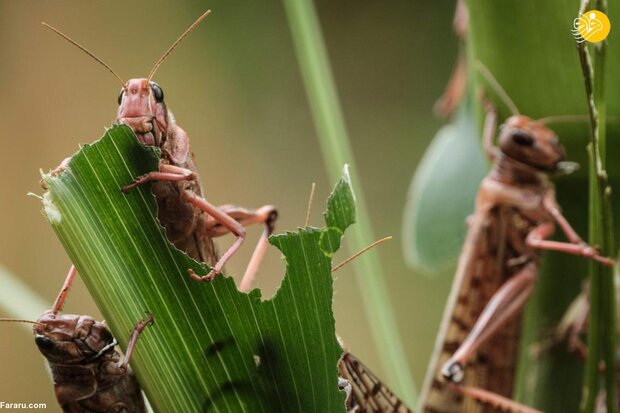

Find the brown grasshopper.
xmin=417 ymin=63 xmax=615 ymax=413
xmin=1 ymin=267 xmax=152 ymax=412
xmin=43 ymin=10 xmax=277 ymax=291
xmin=338 ymin=349 xmax=413 ymax=413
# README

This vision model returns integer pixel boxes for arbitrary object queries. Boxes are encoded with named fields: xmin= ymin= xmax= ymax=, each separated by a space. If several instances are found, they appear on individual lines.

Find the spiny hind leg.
xmin=188 ymin=204 xmax=278 ymax=290
xmin=442 ymin=263 xmax=537 ymax=382
xmin=447 ymin=383 xmax=542 ymax=413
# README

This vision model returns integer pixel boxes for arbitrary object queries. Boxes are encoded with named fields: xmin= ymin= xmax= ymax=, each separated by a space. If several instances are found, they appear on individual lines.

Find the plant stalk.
xmin=577 ymin=1 xmax=616 ymax=412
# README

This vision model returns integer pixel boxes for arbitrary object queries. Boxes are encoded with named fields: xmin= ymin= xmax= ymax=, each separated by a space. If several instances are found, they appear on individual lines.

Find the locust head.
xmin=33 ymin=310 xmax=116 ymax=364
xmin=42 ymin=10 xmax=210 ymax=148
xmin=498 ymin=115 xmax=566 ymax=173
xmin=117 ymin=79 xmax=167 ymax=147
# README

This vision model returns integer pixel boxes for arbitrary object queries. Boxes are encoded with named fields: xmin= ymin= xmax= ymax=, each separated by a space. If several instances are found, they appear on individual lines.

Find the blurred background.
xmin=0 ymin=1 xmax=457 ymax=410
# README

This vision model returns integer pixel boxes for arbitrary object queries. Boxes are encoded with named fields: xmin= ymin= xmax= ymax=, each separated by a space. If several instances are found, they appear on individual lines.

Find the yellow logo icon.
xmin=573 ymin=10 xmax=611 ymax=43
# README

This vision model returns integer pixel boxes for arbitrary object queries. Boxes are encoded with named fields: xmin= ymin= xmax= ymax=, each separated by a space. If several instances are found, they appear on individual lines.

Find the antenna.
xmin=536 ymin=114 xmax=590 ymax=125
xmin=0 ymin=318 xmax=43 ymax=327
xmin=41 ymin=22 xmax=125 ymax=86
xmin=332 ymin=236 xmax=393 ymax=273
xmin=147 ymin=10 xmax=212 ymax=81
xmin=305 ymin=183 xmax=316 ymax=227
xmin=475 ymin=61 xmax=520 ymax=116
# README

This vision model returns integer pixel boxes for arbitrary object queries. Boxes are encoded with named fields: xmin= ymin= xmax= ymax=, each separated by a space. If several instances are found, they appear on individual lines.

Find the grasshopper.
xmin=338 ymin=349 xmax=413 ymax=413
xmin=43 ymin=11 xmax=277 ymax=291
xmin=1 ymin=267 xmax=152 ymax=412
xmin=417 ymin=63 xmax=614 ymax=413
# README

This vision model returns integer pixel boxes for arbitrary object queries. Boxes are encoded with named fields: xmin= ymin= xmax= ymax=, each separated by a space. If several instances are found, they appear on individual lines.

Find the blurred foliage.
xmin=402 ymin=101 xmax=486 ymax=273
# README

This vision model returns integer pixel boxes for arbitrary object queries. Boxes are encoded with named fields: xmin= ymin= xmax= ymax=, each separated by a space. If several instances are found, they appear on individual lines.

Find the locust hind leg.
xmin=447 ymin=383 xmax=543 ymax=413
xmin=186 ymin=202 xmax=278 ymax=290
xmin=442 ymin=263 xmax=537 ymax=382
xmin=440 ymin=264 xmax=539 ymax=413
xmin=201 ymin=205 xmax=278 ymax=291
xmin=122 ymin=163 xmax=278 ymax=287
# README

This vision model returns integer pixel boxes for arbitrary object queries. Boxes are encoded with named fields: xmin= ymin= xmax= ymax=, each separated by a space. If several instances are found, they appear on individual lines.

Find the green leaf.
xmin=402 ymin=104 xmax=487 ymax=273
xmin=42 ymin=125 xmax=352 ymax=412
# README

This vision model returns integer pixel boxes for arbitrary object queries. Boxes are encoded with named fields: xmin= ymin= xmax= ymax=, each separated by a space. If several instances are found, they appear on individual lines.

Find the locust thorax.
xmin=33 ymin=310 xmax=115 ymax=365
xmin=117 ymin=78 xmax=168 ymax=147
xmin=497 ymin=115 xmax=566 ymax=173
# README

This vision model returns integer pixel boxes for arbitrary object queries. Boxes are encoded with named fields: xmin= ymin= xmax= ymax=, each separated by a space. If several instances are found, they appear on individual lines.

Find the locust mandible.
xmin=43 ymin=10 xmax=277 ymax=291
xmin=417 ymin=62 xmax=615 ymax=413
xmin=1 ymin=269 xmax=153 ymax=413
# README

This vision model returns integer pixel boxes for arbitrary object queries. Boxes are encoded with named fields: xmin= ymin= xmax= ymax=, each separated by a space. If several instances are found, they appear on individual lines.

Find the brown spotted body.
xmin=417 ymin=112 xmax=612 ymax=413
xmin=338 ymin=351 xmax=413 ymax=413
xmin=420 ymin=183 xmax=544 ymax=413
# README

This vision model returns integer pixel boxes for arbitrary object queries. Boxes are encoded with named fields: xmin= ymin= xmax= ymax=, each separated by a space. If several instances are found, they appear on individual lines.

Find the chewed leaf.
xmin=42 ymin=125 xmax=353 ymax=412
xmin=402 ymin=105 xmax=487 ymax=273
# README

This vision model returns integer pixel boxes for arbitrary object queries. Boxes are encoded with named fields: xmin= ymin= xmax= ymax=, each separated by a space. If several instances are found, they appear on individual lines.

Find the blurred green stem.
xmin=282 ymin=0 xmax=417 ymax=404
xmin=0 ymin=265 xmax=48 ymax=333
xmin=577 ymin=1 xmax=616 ymax=412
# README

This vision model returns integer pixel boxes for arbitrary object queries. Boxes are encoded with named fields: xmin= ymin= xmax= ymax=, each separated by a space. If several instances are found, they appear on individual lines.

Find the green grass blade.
xmin=42 ymin=125 xmax=356 ymax=412
xmin=282 ymin=0 xmax=417 ymax=404
xmin=0 ymin=265 xmax=48 ymax=332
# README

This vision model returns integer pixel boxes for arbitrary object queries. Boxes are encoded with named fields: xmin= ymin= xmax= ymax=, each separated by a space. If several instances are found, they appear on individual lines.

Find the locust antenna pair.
xmin=41 ymin=9 xmax=212 ymax=86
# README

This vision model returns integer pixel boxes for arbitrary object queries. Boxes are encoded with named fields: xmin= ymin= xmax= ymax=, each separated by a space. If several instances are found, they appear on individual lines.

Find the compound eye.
xmin=512 ymin=131 xmax=534 ymax=147
xmin=117 ymin=88 xmax=125 ymax=105
xmin=150 ymin=82 xmax=164 ymax=103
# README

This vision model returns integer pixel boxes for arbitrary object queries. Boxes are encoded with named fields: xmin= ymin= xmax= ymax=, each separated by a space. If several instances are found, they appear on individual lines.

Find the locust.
xmin=1 ymin=267 xmax=153 ymax=412
xmin=417 ymin=63 xmax=615 ymax=413
xmin=43 ymin=10 xmax=277 ymax=291
xmin=338 ymin=349 xmax=413 ymax=413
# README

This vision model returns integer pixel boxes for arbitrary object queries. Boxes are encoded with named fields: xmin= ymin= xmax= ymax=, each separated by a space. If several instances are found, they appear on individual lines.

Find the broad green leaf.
xmin=402 ymin=104 xmax=486 ymax=273
xmin=42 ymin=125 xmax=352 ymax=412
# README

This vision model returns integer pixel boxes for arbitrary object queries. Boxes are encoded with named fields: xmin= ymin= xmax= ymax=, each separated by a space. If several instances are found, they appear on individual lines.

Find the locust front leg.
xmin=541 ymin=194 xmax=615 ymax=266
xmin=52 ymin=265 xmax=78 ymax=315
xmin=116 ymin=313 xmax=154 ymax=373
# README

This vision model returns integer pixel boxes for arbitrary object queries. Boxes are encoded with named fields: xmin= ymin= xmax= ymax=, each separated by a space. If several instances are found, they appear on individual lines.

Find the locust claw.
xmin=188 ymin=268 xmax=220 ymax=283
xmin=441 ymin=360 xmax=465 ymax=383
xmin=121 ymin=174 xmax=149 ymax=193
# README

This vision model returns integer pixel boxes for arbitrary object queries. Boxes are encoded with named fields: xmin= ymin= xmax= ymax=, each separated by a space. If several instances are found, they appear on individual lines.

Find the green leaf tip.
xmin=43 ymin=124 xmax=352 ymax=412
xmin=320 ymin=164 xmax=356 ymax=257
